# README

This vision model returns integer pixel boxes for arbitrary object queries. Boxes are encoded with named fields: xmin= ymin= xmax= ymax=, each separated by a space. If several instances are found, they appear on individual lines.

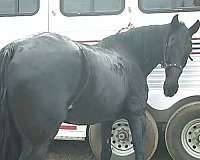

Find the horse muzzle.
xmin=163 ymin=81 xmax=179 ymax=97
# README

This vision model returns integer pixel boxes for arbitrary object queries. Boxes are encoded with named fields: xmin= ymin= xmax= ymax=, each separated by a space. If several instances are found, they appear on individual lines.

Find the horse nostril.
xmin=163 ymin=80 xmax=179 ymax=97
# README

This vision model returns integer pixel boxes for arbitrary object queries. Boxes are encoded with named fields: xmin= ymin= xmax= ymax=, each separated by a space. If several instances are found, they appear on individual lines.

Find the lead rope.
xmin=116 ymin=23 xmax=134 ymax=34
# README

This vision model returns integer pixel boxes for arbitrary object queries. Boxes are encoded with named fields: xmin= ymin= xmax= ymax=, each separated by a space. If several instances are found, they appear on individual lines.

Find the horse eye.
xmin=185 ymin=42 xmax=192 ymax=53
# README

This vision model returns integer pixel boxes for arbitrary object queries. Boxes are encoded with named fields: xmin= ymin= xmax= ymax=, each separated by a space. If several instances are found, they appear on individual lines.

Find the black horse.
xmin=0 ymin=15 xmax=199 ymax=160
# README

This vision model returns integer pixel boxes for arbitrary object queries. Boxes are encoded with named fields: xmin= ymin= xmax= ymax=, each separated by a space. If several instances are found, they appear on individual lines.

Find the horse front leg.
xmin=100 ymin=121 xmax=113 ymax=160
xmin=129 ymin=113 xmax=146 ymax=160
xmin=127 ymin=99 xmax=146 ymax=160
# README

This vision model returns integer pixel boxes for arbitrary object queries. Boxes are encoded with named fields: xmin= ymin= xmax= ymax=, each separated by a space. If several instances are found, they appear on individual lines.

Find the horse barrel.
xmin=89 ymin=111 xmax=158 ymax=160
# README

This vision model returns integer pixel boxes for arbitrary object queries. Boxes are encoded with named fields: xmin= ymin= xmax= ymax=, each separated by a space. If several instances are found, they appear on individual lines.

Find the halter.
xmin=161 ymin=36 xmax=183 ymax=73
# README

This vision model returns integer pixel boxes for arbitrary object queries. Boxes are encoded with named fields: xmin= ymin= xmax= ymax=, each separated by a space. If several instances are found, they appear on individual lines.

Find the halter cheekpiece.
xmin=161 ymin=34 xmax=183 ymax=73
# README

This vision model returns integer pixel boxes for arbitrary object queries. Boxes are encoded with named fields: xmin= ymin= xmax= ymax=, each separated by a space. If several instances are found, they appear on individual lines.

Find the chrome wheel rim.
xmin=111 ymin=119 xmax=134 ymax=156
xmin=181 ymin=118 xmax=200 ymax=159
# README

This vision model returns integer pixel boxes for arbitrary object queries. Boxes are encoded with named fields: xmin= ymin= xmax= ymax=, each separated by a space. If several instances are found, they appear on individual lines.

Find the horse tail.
xmin=0 ymin=43 xmax=21 ymax=160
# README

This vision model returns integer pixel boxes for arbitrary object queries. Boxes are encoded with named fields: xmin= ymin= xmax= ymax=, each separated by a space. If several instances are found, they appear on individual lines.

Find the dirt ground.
xmin=46 ymin=140 xmax=96 ymax=160
xmin=46 ymin=137 xmax=172 ymax=160
xmin=46 ymin=127 xmax=172 ymax=160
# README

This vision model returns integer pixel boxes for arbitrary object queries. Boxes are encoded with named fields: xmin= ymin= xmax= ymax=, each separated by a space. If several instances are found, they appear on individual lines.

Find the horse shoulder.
xmin=127 ymin=62 xmax=148 ymax=102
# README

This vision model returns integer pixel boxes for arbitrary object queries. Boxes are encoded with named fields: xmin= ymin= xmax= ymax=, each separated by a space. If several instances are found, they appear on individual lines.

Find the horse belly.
xmin=66 ymin=96 xmax=125 ymax=125
xmin=66 ymin=65 xmax=128 ymax=124
xmin=93 ymin=53 xmax=128 ymax=109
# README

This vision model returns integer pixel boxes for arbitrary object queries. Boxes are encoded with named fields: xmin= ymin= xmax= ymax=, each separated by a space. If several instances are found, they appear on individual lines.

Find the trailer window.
xmin=139 ymin=0 xmax=200 ymax=13
xmin=0 ymin=0 xmax=39 ymax=16
xmin=60 ymin=0 xmax=125 ymax=16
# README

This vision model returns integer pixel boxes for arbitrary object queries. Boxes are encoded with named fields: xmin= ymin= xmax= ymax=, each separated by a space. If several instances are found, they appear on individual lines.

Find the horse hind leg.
xmin=19 ymin=138 xmax=50 ymax=160
xmin=16 ymin=116 xmax=60 ymax=160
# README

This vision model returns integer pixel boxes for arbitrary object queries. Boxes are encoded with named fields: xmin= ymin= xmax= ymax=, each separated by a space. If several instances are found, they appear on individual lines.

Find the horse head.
xmin=163 ymin=15 xmax=200 ymax=97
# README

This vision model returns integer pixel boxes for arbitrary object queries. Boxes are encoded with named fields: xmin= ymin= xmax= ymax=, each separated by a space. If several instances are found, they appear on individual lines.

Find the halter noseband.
xmin=161 ymin=62 xmax=183 ymax=72
xmin=161 ymin=38 xmax=183 ymax=73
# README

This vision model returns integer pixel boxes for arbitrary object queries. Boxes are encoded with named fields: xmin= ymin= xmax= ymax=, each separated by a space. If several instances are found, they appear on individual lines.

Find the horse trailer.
xmin=0 ymin=0 xmax=200 ymax=160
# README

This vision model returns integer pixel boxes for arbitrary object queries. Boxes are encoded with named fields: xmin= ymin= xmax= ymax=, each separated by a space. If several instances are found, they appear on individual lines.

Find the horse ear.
xmin=171 ymin=14 xmax=179 ymax=27
xmin=189 ymin=20 xmax=200 ymax=36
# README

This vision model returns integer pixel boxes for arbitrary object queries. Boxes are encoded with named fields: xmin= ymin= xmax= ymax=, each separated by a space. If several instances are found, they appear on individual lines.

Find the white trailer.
xmin=0 ymin=0 xmax=200 ymax=160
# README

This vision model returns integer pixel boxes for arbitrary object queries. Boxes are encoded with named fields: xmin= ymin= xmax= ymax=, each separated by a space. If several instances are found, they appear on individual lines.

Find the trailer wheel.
xmin=165 ymin=101 xmax=200 ymax=160
xmin=89 ymin=111 xmax=158 ymax=160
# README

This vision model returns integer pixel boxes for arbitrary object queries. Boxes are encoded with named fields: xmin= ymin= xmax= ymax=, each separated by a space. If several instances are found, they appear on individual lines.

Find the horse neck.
xmin=97 ymin=24 xmax=170 ymax=77
xmin=135 ymin=25 xmax=170 ymax=77
xmin=122 ymin=25 xmax=170 ymax=77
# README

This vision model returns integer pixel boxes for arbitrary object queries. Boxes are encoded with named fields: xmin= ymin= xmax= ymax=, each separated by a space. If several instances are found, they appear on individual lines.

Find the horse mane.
xmin=98 ymin=24 xmax=169 ymax=53
xmin=97 ymin=24 xmax=170 ymax=76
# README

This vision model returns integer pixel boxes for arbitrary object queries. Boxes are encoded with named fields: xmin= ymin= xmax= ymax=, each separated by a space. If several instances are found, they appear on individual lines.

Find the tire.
xmin=165 ymin=101 xmax=200 ymax=160
xmin=89 ymin=111 xmax=158 ymax=160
